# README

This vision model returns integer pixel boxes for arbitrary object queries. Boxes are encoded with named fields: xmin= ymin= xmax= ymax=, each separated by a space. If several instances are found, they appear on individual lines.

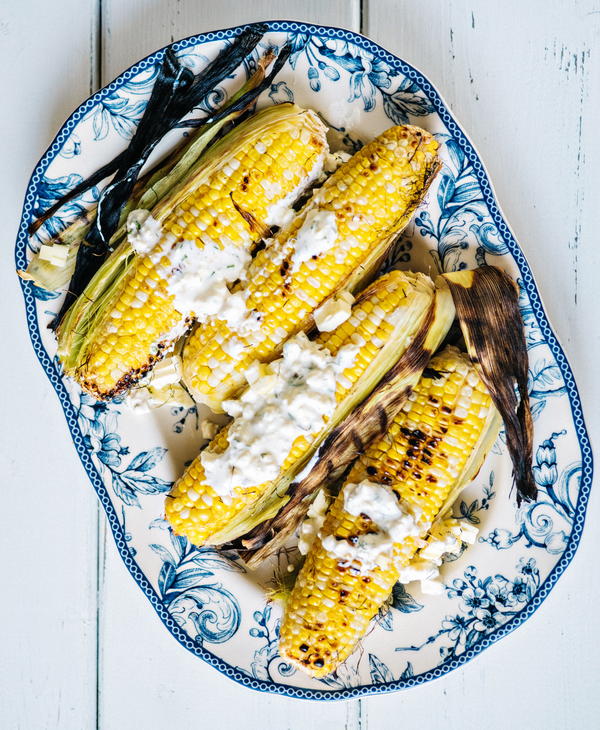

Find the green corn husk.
xmin=236 ymin=277 xmax=455 ymax=566
xmin=55 ymin=102 xmax=315 ymax=377
xmin=18 ymin=49 xmax=282 ymax=294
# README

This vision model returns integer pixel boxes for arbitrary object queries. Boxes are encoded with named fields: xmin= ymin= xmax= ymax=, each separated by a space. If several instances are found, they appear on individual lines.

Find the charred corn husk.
xmin=181 ymin=124 xmax=441 ymax=410
xmin=443 ymin=266 xmax=536 ymax=503
xmin=238 ymin=275 xmax=456 ymax=566
xmin=57 ymin=104 xmax=328 ymax=399
xmin=166 ymin=270 xmax=442 ymax=547
xmin=279 ymin=346 xmax=501 ymax=678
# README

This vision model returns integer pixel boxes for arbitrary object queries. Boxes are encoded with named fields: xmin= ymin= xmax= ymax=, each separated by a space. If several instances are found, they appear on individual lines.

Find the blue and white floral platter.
xmin=15 ymin=22 xmax=593 ymax=699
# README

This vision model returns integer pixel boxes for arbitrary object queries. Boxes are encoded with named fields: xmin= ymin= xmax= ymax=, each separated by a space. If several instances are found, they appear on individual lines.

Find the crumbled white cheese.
xmin=148 ymin=355 xmax=181 ymax=389
xmin=200 ymin=419 xmax=220 ymax=441
xmin=398 ymin=519 xmax=479 ymax=593
xmin=166 ymin=237 xmax=252 ymax=320
xmin=321 ymin=480 xmax=423 ymax=571
xmin=397 ymin=558 xmax=442 ymax=591
xmin=290 ymin=209 xmax=338 ymax=272
xmin=124 ymin=379 xmax=192 ymax=413
xmin=298 ymin=490 xmax=331 ymax=555
xmin=313 ymin=291 xmax=355 ymax=332
xmin=323 ymin=150 xmax=351 ymax=173
xmin=38 ymin=243 xmax=70 ymax=267
xmin=126 ymin=210 xmax=162 ymax=254
xmin=200 ymin=333 xmax=358 ymax=495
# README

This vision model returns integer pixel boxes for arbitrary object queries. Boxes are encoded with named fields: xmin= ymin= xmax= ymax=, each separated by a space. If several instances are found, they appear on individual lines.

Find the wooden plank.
xmin=102 ymin=0 xmax=361 ymax=79
xmin=99 ymin=536 xmax=364 ymax=729
xmin=0 ymin=1 xmax=100 ymax=729
xmin=98 ymin=3 xmax=361 ymax=728
xmin=364 ymin=1 xmax=600 ymax=726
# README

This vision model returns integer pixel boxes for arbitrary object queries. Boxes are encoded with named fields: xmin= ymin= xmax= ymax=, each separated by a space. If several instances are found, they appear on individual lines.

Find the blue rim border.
xmin=15 ymin=21 xmax=593 ymax=700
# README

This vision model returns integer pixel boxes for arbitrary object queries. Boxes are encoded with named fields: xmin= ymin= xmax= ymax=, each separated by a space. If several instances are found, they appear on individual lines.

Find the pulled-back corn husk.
xmin=197 ymin=273 xmax=452 ymax=548
xmin=238 ymin=264 xmax=535 ymax=568
xmin=236 ymin=278 xmax=455 ymax=567
xmin=442 ymin=265 xmax=536 ymax=504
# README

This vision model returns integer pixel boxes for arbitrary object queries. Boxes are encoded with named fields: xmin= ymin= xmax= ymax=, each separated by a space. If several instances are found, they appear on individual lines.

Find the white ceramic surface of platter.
xmin=15 ymin=21 xmax=592 ymax=699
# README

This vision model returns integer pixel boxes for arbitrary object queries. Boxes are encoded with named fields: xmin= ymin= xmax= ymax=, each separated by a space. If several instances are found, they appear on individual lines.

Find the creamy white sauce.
xmin=321 ymin=480 xmax=423 ymax=571
xmin=200 ymin=333 xmax=357 ymax=495
xmin=126 ymin=210 xmax=162 ymax=254
xmin=213 ymin=289 xmax=262 ymax=339
xmin=127 ymin=210 xmax=253 ymax=322
xmin=313 ymin=291 xmax=354 ymax=332
xmin=290 ymin=209 xmax=338 ymax=272
xmin=166 ymin=237 xmax=251 ymax=320
xmin=298 ymin=490 xmax=331 ymax=556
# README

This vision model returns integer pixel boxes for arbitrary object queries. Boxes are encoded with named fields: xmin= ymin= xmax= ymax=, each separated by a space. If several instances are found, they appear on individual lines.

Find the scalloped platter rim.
xmin=15 ymin=21 xmax=593 ymax=699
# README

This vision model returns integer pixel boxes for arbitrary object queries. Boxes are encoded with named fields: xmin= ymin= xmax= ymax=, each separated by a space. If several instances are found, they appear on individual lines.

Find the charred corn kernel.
xmin=166 ymin=270 xmax=438 ymax=547
xmin=182 ymin=124 xmax=440 ymax=410
xmin=279 ymin=346 xmax=501 ymax=678
xmin=62 ymin=106 xmax=328 ymax=399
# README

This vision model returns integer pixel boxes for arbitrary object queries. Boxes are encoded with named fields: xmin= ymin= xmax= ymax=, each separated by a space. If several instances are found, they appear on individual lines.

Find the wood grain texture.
xmin=102 ymin=0 xmax=361 ymax=79
xmin=364 ymin=1 xmax=600 ymax=726
xmin=3 ymin=1 xmax=599 ymax=728
xmin=98 ymin=5 xmax=361 ymax=728
xmin=0 ymin=2 xmax=100 ymax=729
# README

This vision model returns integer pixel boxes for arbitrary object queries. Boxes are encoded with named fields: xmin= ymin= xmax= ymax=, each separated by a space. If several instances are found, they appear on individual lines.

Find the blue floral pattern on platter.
xmin=14 ymin=22 xmax=592 ymax=699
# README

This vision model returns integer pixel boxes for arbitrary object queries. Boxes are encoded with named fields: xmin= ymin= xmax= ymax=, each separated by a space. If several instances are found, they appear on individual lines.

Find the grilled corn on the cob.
xmin=181 ymin=124 xmax=440 ymax=410
xmin=57 ymin=104 xmax=328 ymax=399
xmin=279 ymin=346 xmax=502 ymax=678
xmin=166 ymin=270 xmax=441 ymax=547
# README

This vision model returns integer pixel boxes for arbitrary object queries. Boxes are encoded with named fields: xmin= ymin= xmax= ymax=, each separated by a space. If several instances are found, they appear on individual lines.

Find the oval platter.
xmin=15 ymin=21 xmax=593 ymax=699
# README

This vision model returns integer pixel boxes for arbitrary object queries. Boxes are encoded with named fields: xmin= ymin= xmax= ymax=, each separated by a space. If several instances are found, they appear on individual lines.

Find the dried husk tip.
xmin=442 ymin=265 xmax=536 ymax=504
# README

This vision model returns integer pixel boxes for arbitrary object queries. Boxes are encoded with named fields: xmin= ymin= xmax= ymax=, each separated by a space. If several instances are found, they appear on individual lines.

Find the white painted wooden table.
xmin=2 ymin=1 xmax=599 ymax=727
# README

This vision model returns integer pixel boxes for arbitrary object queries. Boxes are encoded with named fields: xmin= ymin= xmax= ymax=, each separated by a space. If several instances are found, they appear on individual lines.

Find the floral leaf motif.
xmin=382 ymin=78 xmax=434 ymax=124
xmin=459 ymin=499 xmax=481 ymax=524
xmin=169 ymin=530 xmax=188 ymax=560
xmin=375 ymin=607 xmax=394 ymax=631
xmin=184 ymin=585 xmax=241 ymax=644
xmin=158 ymin=561 xmax=177 ymax=595
xmin=149 ymin=543 xmax=176 ymax=566
xmin=119 ymin=470 xmax=172 ymax=496
xmin=128 ymin=447 xmax=168 ymax=473
xmin=111 ymin=471 xmax=140 ymax=508
xmin=369 ymin=653 xmax=394 ymax=684
xmin=437 ymin=170 xmax=456 ymax=211
xmin=247 ymin=605 xmax=296 ymax=681
xmin=400 ymin=661 xmax=414 ymax=680
xmin=150 ymin=526 xmax=242 ymax=645
xmin=396 ymin=558 xmax=541 ymax=661
xmin=390 ymin=582 xmax=423 ymax=613
xmin=268 ymin=81 xmax=294 ymax=104
xmin=59 ymin=133 xmax=81 ymax=159
xmin=445 ymin=138 xmax=464 ymax=171
xmin=189 ymin=550 xmax=246 ymax=573
xmin=31 ymin=173 xmax=99 ymax=245
xmin=90 ymin=96 xmax=148 ymax=141
xmin=167 ymin=566 xmax=214 ymax=591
